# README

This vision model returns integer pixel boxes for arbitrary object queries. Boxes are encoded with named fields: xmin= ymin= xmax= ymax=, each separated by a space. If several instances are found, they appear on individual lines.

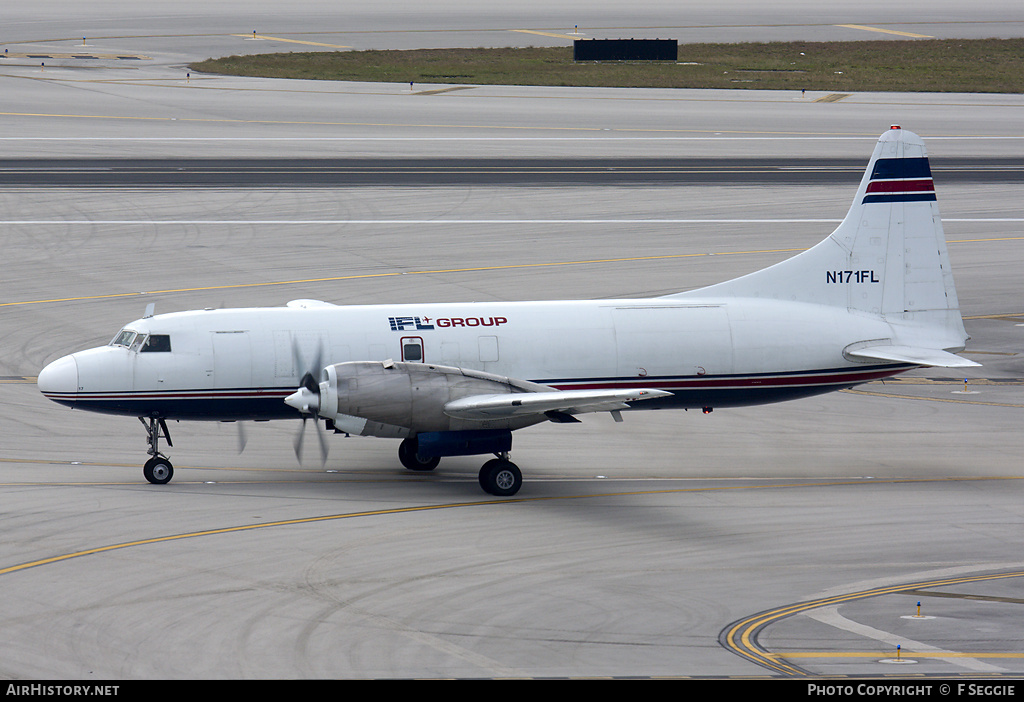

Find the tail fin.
xmin=671 ymin=126 xmax=976 ymax=367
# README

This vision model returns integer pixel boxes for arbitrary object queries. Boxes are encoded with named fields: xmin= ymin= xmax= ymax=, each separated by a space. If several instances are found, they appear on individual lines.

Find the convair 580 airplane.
xmin=38 ymin=127 xmax=978 ymax=496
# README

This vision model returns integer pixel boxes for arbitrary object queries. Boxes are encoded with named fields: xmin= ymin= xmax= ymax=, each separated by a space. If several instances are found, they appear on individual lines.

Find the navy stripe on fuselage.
xmin=43 ymin=364 xmax=912 ymax=419
xmin=543 ymin=365 xmax=909 ymax=407
xmin=535 ymin=363 xmax=909 ymax=386
xmin=42 ymin=389 xmax=297 ymax=420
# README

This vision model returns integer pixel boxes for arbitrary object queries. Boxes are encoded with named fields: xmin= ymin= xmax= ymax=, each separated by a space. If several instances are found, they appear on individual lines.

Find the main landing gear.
xmin=140 ymin=416 xmax=174 ymax=485
xmin=398 ymin=436 xmax=440 ymax=472
xmin=397 ymin=436 xmax=523 ymax=497
xmin=478 ymin=456 xmax=522 ymax=497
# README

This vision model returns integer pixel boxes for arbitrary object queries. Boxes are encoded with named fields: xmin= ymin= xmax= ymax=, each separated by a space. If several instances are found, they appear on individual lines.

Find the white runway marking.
xmin=806 ymin=605 xmax=1004 ymax=673
xmin=2 ymin=219 xmax=1021 ymax=225
xmin=0 ymin=218 xmax=843 ymax=225
xmin=0 ymin=137 xmax=878 ymax=142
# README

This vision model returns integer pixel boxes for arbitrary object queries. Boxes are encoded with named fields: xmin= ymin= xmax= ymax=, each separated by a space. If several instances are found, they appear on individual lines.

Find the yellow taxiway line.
xmin=0 ymin=247 xmax=807 ymax=308
xmin=511 ymin=29 xmax=585 ymax=41
xmin=230 ymin=34 xmax=350 ymax=49
xmin=3 ymin=477 xmax=1022 ymax=580
xmin=725 ymin=569 xmax=1024 ymax=675
xmin=4 ymin=236 xmax=1020 ymax=310
xmin=835 ymin=24 xmax=934 ymax=38
xmin=782 ymin=651 xmax=1024 ymax=659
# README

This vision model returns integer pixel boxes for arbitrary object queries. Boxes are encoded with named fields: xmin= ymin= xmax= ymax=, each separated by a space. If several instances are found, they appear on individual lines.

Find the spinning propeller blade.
xmin=284 ymin=336 xmax=329 ymax=465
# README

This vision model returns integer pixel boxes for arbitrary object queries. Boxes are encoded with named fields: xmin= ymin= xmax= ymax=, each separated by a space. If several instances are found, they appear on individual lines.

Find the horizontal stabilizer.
xmin=846 ymin=345 xmax=980 ymax=368
xmin=444 ymin=388 xmax=671 ymax=420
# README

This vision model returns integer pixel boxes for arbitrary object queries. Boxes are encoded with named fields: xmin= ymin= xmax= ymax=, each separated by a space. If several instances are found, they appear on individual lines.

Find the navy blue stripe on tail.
xmin=863 ymin=157 xmax=936 ymax=204
xmin=870 ymin=157 xmax=932 ymax=180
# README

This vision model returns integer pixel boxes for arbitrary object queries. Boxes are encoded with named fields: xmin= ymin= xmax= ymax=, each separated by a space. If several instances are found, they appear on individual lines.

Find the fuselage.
xmin=38 ymin=296 xmax=910 ymax=421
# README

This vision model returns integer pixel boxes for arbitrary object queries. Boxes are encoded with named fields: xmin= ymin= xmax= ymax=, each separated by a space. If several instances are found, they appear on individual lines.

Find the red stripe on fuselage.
xmin=548 ymin=367 xmax=906 ymax=391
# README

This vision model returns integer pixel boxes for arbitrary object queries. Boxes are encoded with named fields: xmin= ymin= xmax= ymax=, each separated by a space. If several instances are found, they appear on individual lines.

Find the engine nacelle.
xmin=317 ymin=361 xmax=551 ymax=439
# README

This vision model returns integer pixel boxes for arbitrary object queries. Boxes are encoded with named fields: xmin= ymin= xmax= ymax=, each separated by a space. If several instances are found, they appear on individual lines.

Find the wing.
xmin=315 ymin=360 xmax=673 ymax=435
xmin=443 ymin=388 xmax=672 ymax=420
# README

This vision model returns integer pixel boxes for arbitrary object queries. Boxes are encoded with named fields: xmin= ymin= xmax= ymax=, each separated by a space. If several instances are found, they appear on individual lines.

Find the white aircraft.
xmin=38 ymin=127 xmax=978 ymax=496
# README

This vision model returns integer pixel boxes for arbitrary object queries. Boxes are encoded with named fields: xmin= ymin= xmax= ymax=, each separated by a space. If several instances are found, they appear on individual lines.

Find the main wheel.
xmin=398 ymin=437 xmax=440 ymax=471
xmin=143 ymin=456 xmax=173 ymax=485
xmin=478 ymin=459 xmax=522 ymax=497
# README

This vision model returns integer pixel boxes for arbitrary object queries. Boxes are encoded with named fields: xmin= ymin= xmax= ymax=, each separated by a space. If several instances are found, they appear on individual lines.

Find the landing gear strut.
xmin=139 ymin=416 xmax=174 ymax=485
xmin=478 ymin=454 xmax=522 ymax=497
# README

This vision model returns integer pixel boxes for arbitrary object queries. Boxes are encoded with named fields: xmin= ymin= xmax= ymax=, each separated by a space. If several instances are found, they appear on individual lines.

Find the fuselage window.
xmin=141 ymin=335 xmax=172 ymax=352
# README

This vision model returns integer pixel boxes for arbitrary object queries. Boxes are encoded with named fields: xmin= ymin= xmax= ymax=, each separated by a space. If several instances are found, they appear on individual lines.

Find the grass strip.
xmin=191 ymin=39 xmax=1024 ymax=93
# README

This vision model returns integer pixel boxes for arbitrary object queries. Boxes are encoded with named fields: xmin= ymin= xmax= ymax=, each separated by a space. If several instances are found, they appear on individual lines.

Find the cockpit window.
xmin=109 ymin=330 xmax=172 ymax=352
xmin=110 ymin=330 xmax=137 ymax=348
xmin=141 ymin=335 xmax=172 ymax=352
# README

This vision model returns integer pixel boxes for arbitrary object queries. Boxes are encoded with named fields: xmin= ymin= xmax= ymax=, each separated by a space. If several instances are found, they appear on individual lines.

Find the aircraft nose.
xmin=38 ymin=355 xmax=79 ymax=407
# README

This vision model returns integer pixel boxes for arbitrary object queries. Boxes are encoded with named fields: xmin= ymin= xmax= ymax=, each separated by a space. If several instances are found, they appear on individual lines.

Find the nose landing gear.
xmin=140 ymin=416 xmax=174 ymax=485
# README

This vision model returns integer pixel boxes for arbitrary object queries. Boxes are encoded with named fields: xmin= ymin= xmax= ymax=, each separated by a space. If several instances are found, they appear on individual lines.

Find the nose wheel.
xmin=140 ymin=416 xmax=174 ymax=485
xmin=143 ymin=456 xmax=174 ymax=484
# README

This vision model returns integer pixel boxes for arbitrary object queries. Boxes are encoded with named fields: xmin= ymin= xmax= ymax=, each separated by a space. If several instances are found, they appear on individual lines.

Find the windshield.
xmin=109 ymin=329 xmax=138 ymax=348
xmin=108 ymin=329 xmax=173 ymax=352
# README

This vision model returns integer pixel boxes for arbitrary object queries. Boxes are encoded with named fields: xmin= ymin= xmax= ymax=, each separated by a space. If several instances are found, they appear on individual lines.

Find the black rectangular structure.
xmin=573 ymin=38 xmax=677 ymax=61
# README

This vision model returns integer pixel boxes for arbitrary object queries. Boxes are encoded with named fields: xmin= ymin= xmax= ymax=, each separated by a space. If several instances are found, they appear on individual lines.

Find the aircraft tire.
xmin=398 ymin=437 xmax=440 ymax=471
xmin=479 ymin=459 xmax=522 ymax=497
xmin=143 ymin=457 xmax=173 ymax=485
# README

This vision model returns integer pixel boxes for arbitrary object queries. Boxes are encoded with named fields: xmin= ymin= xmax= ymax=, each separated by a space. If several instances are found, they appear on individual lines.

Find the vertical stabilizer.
xmin=833 ymin=125 xmax=959 ymax=319
xmin=670 ymin=126 xmax=973 ymax=365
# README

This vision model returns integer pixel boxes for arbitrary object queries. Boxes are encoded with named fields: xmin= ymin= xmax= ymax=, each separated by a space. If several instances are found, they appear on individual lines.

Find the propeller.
xmin=283 ymin=337 xmax=329 ymax=465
